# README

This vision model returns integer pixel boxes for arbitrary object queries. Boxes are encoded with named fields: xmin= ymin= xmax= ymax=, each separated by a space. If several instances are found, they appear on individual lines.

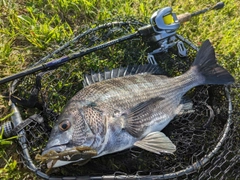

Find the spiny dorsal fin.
xmin=83 ymin=64 xmax=166 ymax=87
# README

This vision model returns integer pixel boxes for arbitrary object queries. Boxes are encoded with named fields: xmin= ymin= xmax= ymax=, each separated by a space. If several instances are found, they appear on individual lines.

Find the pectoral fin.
xmin=134 ymin=131 xmax=176 ymax=154
xmin=124 ymin=97 xmax=164 ymax=137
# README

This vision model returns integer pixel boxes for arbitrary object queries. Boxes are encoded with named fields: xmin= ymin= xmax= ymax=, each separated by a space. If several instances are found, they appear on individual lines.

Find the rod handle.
xmin=177 ymin=13 xmax=192 ymax=23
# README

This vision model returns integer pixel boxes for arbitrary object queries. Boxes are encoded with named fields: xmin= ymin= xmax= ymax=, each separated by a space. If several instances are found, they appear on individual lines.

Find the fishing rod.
xmin=0 ymin=2 xmax=224 ymax=85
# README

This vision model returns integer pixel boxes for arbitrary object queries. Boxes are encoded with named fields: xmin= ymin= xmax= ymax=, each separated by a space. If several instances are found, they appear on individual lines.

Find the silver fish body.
xmin=42 ymin=40 xmax=234 ymax=168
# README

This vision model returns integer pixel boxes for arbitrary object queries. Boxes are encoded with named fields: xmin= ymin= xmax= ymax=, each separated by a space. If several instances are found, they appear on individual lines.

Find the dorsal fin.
xmin=83 ymin=64 xmax=166 ymax=87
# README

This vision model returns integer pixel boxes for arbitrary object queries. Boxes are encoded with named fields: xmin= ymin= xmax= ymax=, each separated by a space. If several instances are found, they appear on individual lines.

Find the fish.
xmin=40 ymin=40 xmax=234 ymax=168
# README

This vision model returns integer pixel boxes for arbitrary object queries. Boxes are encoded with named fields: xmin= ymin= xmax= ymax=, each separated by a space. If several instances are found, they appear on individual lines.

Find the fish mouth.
xmin=41 ymin=144 xmax=67 ymax=157
xmin=36 ymin=145 xmax=97 ymax=168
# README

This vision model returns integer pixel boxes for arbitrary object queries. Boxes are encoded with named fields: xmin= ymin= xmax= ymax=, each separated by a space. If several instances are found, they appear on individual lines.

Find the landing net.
xmin=5 ymin=18 xmax=239 ymax=179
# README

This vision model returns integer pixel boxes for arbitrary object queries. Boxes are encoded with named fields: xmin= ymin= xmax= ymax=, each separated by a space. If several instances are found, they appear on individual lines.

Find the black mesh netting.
xmin=7 ymin=18 xmax=239 ymax=179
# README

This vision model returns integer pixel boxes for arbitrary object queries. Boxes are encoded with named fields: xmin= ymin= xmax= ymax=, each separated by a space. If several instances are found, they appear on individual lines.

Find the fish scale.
xmin=76 ymin=73 xmax=194 ymax=115
xmin=41 ymin=40 xmax=234 ymax=168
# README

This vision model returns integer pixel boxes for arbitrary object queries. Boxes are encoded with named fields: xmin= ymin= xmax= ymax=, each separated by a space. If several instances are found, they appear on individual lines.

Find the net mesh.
xmin=7 ymin=18 xmax=239 ymax=179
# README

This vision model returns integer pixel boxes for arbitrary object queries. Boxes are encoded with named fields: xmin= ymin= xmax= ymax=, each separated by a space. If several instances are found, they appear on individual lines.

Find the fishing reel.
xmin=145 ymin=7 xmax=188 ymax=64
xmin=150 ymin=7 xmax=180 ymax=35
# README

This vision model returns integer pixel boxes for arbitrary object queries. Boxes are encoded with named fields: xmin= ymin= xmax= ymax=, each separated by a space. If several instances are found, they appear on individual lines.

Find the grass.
xmin=0 ymin=0 xmax=239 ymax=179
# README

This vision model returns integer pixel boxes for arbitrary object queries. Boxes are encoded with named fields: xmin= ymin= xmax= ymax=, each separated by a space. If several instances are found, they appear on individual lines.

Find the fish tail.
xmin=191 ymin=40 xmax=234 ymax=85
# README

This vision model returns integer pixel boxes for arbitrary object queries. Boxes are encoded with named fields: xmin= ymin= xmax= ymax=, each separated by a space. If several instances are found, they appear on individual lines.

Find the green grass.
xmin=0 ymin=0 xmax=240 ymax=179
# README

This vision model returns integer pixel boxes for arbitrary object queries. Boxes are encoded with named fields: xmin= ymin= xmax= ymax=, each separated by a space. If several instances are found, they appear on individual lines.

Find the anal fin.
xmin=178 ymin=101 xmax=195 ymax=115
xmin=134 ymin=131 xmax=176 ymax=154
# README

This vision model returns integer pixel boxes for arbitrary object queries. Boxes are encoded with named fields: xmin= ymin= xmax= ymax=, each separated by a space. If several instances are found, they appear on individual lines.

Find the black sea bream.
xmin=41 ymin=40 xmax=234 ymax=168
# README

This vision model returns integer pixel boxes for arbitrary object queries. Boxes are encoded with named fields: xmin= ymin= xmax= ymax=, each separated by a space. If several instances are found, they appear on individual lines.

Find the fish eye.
xmin=59 ymin=120 xmax=71 ymax=131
